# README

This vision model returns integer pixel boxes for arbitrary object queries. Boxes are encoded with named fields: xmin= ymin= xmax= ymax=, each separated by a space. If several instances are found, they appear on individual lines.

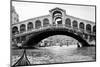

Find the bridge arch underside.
xmin=23 ymin=28 xmax=90 ymax=47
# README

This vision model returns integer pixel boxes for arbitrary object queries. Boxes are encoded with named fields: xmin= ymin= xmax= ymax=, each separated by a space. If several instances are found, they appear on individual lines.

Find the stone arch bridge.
xmin=12 ymin=7 xmax=96 ymax=47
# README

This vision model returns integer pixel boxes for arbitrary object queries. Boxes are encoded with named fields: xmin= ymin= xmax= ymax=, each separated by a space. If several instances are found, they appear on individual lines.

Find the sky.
xmin=12 ymin=1 xmax=95 ymax=22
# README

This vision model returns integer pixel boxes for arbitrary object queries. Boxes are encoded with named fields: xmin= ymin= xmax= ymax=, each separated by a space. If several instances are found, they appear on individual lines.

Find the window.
xmin=20 ymin=24 xmax=26 ymax=33
xmin=43 ymin=18 xmax=49 ymax=27
xmin=12 ymin=26 xmax=19 ymax=35
xmin=93 ymin=25 xmax=96 ymax=33
xmin=79 ymin=22 xmax=84 ymax=32
xmin=72 ymin=20 xmax=78 ymax=28
xmin=53 ymin=11 xmax=62 ymax=18
xmin=65 ymin=18 xmax=71 ymax=27
xmin=86 ymin=24 xmax=91 ymax=33
xmin=27 ymin=22 xmax=33 ymax=30
xmin=35 ymin=20 xmax=41 ymax=29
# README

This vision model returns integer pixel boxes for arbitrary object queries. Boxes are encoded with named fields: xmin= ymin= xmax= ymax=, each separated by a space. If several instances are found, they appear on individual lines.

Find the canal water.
xmin=11 ymin=46 xmax=96 ymax=65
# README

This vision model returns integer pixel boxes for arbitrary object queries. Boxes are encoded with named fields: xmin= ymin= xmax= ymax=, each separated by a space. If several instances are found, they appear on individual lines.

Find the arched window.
xmin=86 ymin=24 xmax=91 ymax=33
xmin=20 ymin=24 xmax=26 ymax=33
xmin=35 ymin=20 xmax=41 ymax=29
xmin=27 ymin=22 xmax=33 ymax=30
xmin=43 ymin=18 xmax=49 ymax=27
xmin=72 ymin=20 xmax=78 ymax=28
xmin=79 ymin=22 xmax=84 ymax=30
xmin=55 ymin=17 xmax=62 ymax=24
xmin=53 ymin=11 xmax=62 ymax=18
xmin=12 ymin=26 xmax=19 ymax=35
xmin=65 ymin=18 xmax=71 ymax=27
xmin=93 ymin=25 xmax=96 ymax=33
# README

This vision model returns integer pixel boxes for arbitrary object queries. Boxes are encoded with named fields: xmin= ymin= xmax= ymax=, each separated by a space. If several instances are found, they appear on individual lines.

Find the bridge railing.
xmin=12 ymin=24 xmax=95 ymax=38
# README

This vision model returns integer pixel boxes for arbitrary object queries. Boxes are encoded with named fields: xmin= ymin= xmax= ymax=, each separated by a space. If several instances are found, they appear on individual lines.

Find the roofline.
xmin=49 ymin=7 xmax=66 ymax=12
xmin=12 ymin=14 xmax=50 ymax=25
xmin=12 ymin=14 xmax=95 ymax=25
xmin=66 ymin=14 xmax=95 ymax=24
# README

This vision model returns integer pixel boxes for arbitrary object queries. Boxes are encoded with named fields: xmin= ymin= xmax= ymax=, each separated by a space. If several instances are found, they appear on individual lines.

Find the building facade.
xmin=11 ymin=6 xmax=19 ymax=24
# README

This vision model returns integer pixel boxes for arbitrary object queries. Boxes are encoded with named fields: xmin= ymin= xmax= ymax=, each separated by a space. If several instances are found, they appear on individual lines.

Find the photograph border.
xmin=10 ymin=0 xmax=96 ymax=66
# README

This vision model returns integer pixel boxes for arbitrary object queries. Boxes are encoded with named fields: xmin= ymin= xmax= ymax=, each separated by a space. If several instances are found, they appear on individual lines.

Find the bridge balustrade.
xmin=12 ymin=31 xmax=19 ymax=35
xmin=79 ymin=28 xmax=84 ymax=32
xmin=12 ymin=23 xmax=95 ymax=40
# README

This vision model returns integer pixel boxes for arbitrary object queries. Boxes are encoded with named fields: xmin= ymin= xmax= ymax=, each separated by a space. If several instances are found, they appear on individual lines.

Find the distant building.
xmin=11 ymin=6 xmax=19 ymax=24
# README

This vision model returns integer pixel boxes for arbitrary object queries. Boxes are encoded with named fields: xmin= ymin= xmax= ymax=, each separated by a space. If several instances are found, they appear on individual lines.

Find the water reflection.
xmin=27 ymin=46 xmax=95 ymax=64
xmin=12 ymin=46 xmax=95 ymax=65
xmin=12 ymin=35 xmax=96 ymax=65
